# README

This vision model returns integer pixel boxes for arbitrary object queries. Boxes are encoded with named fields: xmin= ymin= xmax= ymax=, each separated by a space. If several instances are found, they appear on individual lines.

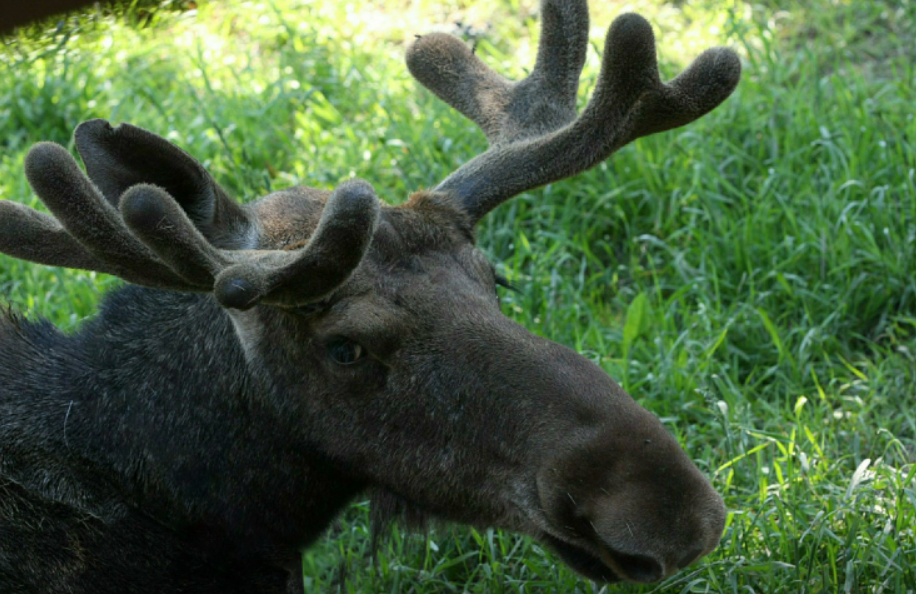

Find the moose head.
xmin=0 ymin=0 xmax=740 ymax=587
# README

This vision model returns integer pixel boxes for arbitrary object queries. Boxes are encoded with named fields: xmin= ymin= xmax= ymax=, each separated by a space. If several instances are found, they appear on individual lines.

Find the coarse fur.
xmin=0 ymin=289 xmax=345 ymax=593
xmin=0 ymin=1 xmax=741 ymax=592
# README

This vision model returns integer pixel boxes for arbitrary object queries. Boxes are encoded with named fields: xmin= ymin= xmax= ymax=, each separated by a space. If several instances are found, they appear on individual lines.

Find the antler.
xmin=406 ymin=1 xmax=741 ymax=222
xmin=0 ymin=120 xmax=380 ymax=310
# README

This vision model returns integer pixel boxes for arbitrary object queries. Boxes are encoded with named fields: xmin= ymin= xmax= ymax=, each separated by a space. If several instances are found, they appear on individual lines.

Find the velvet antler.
xmin=407 ymin=0 xmax=741 ymax=222
xmin=0 ymin=120 xmax=380 ymax=310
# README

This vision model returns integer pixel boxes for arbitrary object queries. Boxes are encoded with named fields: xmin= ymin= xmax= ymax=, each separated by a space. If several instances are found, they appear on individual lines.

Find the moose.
xmin=0 ymin=1 xmax=740 ymax=592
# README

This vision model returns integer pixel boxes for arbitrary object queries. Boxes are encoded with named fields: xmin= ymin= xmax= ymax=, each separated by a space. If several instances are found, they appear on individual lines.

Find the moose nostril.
xmin=677 ymin=546 xmax=705 ymax=570
xmin=606 ymin=549 xmax=664 ymax=583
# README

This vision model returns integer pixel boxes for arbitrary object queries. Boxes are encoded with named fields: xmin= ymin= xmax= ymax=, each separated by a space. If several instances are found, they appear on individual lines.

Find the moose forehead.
xmin=252 ymin=186 xmax=494 ymax=311
xmin=255 ymin=186 xmax=483 ymax=272
xmin=255 ymin=187 xmax=473 ymax=251
xmin=361 ymin=194 xmax=499 ymax=311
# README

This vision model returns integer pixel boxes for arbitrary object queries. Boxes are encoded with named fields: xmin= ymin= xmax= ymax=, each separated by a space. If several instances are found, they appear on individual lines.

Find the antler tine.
xmin=21 ymin=142 xmax=196 ymax=290
xmin=0 ymin=201 xmax=114 ymax=273
xmin=121 ymin=179 xmax=380 ymax=310
xmin=118 ymin=184 xmax=229 ymax=288
xmin=530 ymin=0 xmax=590 ymax=95
xmin=410 ymin=10 xmax=741 ymax=223
xmin=407 ymin=0 xmax=588 ymax=144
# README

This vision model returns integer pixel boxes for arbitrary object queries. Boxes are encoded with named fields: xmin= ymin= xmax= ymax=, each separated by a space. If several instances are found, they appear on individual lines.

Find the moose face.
xmin=0 ymin=0 xmax=740 ymax=586
xmin=232 ymin=190 xmax=726 ymax=584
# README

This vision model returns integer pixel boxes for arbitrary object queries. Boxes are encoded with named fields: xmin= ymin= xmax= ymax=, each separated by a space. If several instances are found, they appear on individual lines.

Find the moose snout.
xmin=535 ymin=420 xmax=727 ymax=584
xmin=583 ymin=486 xmax=727 ymax=582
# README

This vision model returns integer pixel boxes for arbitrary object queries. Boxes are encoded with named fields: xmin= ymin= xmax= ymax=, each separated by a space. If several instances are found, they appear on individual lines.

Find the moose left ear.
xmin=74 ymin=119 xmax=253 ymax=247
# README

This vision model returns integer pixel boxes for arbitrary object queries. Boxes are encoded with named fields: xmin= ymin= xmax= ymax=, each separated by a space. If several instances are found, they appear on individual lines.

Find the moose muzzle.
xmin=516 ymin=341 xmax=727 ymax=584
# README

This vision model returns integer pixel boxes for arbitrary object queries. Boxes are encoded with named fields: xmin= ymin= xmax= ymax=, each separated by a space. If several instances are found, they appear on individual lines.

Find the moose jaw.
xmin=0 ymin=1 xmax=741 ymax=592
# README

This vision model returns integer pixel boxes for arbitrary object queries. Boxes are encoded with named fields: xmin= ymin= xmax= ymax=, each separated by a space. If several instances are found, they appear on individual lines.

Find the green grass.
xmin=2 ymin=0 xmax=915 ymax=591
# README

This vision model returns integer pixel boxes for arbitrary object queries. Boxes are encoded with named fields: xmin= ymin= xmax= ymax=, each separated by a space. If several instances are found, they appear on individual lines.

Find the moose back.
xmin=0 ymin=1 xmax=740 ymax=592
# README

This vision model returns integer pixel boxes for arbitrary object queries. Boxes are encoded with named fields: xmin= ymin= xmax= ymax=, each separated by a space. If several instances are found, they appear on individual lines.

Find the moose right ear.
xmin=74 ymin=119 xmax=253 ymax=248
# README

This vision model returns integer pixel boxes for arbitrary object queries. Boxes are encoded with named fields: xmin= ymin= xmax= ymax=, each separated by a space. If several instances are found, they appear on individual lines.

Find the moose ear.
xmin=74 ymin=119 xmax=253 ymax=247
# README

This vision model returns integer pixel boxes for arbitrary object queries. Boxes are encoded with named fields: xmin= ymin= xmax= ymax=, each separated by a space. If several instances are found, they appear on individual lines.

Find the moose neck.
xmin=0 ymin=285 xmax=362 ymax=563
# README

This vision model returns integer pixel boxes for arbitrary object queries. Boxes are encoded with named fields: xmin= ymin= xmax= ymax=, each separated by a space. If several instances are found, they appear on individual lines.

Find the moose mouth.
xmin=541 ymin=534 xmax=622 ymax=584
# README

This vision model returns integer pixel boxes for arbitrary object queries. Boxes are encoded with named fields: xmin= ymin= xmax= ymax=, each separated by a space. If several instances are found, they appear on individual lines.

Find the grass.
xmin=2 ymin=0 xmax=915 ymax=591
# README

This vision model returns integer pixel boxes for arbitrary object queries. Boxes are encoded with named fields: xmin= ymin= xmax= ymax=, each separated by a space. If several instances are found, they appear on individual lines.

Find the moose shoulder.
xmin=0 ymin=2 xmax=740 ymax=592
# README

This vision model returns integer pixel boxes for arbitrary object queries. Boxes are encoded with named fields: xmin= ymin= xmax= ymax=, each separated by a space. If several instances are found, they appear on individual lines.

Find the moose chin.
xmin=0 ymin=1 xmax=740 ymax=592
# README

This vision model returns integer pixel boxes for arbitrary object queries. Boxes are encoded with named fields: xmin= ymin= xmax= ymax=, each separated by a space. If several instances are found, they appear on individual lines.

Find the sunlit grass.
xmin=2 ymin=0 xmax=915 ymax=592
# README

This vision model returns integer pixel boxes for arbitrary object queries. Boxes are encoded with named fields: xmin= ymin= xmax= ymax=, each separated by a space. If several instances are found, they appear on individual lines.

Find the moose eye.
xmin=326 ymin=338 xmax=365 ymax=366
